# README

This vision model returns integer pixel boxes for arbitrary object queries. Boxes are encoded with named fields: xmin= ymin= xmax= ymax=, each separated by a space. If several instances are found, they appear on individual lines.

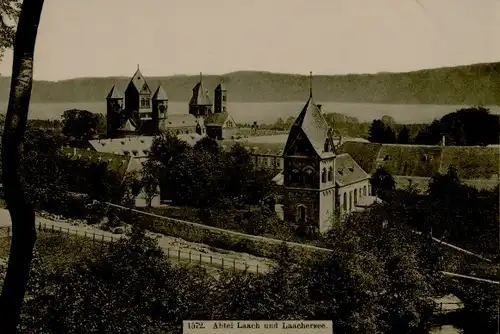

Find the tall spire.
xmin=309 ymin=71 xmax=313 ymax=98
xmin=137 ymin=64 xmax=140 ymax=71
xmin=200 ymin=72 xmax=203 ymax=82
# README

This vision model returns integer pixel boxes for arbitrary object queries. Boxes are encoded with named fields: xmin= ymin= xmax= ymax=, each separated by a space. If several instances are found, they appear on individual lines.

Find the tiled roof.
xmin=337 ymin=142 xmax=500 ymax=181
xmin=61 ymin=147 xmax=132 ymax=177
xmin=335 ymin=153 xmax=370 ymax=187
xmin=118 ymin=119 xmax=136 ymax=132
xmin=205 ymin=111 xmax=232 ymax=126
xmin=167 ymin=114 xmax=198 ymax=128
xmin=106 ymin=85 xmax=123 ymax=99
xmin=189 ymin=79 xmax=212 ymax=106
xmin=89 ymin=134 xmax=204 ymax=157
xmin=127 ymin=69 xmax=151 ymax=95
xmin=89 ymin=136 xmax=154 ymax=157
xmin=152 ymin=84 xmax=168 ymax=101
xmin=284 ymin=96 xmax=332 ymax=157
xmin=219 ymin=139 xmax=284 ymax=156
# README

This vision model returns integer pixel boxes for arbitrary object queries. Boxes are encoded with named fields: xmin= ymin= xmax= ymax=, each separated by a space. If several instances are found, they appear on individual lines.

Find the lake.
xmin=1 ymin=101 xmax=499 ymax=125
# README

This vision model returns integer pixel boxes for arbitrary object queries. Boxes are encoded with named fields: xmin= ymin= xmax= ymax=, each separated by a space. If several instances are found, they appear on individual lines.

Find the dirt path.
xmin=0 ymin=209 xmax=274 ymax=274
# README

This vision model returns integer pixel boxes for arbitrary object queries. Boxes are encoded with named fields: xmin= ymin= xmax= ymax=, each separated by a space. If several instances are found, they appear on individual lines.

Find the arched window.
xmin=140 ymin=98 xmax=145 ymax=107
xmin=303 ymin=166 xmax=314 ymax=184
xmin=328 ymin=167 xmax=333 ymax=181
xmin=321 ymin=168 xmax=327 ymax=183
xmin=349 ymin=191 xmax=353 ymax=211
xmin=354 ymin=189 xmax=358 ymax=205
xmin=291 ymin=169 xmax=300 ymax=182
xmin=297 ymin=205 xmax=306 ymax=223
xmin=343 ymin=192 xmax=347 ymax=212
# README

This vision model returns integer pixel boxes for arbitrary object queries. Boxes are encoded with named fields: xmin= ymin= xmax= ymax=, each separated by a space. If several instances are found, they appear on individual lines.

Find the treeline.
xmin=14 ymin=217 xmax=441 ymax=333
xmin=142 ymin=135 xmax=293 ymax=237
xmin=3 ymin=62 xmax=500 ymax=104
xmin=369 ymin=166 xmax=499 ymax=332
xmin=368 ymin=107 xmax=500 ymax=146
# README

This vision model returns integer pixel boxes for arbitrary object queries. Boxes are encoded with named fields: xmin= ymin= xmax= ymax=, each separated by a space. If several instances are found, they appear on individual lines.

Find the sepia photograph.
xmin=0 ymin=0 xmax=499 ymax=333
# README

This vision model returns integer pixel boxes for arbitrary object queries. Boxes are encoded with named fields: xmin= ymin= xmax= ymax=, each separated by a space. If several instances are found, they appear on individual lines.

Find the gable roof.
xmin=283 ymin=96 xmax=332 ymax=157
xmin=189 ymin=78 xmax=212 ymax=106
xmin=167 ymin=114 xmax=198 ymax=128
xmin=152 ymin=84 xmax=168 ymax=101
xmin=61 ymin=147 xmax=132 ymax=178
xmin=106 ymin=85 xmax=123 ymax=99
xmin=205 ymin=111 xmax=235 ymax=126
xmin=89 ymin=136 xmax=154 ymax=157
xmin=335 ymin=153 xmax=370 ymax=187
xmin=126 ymin=68 xmax=151 ymax=95
xmin=118 ymin=119 xmax=136 ymax=132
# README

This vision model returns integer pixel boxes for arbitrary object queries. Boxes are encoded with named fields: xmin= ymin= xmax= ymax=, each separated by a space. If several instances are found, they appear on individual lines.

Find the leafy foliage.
xmin=370 ymin=167 xmax=395 ymax=200
xmin=0 ymin=0 xmax=21 ymax=63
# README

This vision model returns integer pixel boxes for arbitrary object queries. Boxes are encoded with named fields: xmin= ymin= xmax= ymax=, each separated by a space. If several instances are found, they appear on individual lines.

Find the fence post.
xmin=85 ymin=231 xmax=87 ymax=238
xmin=199 ymin=253 xmax=202 ymax=264
xmin=67 ymin=227 xmax=70 ymax=234
xmin=167 ymin=248 xmax=170 ymax=259
xmin=210 ymin=256 xmax=212 ymax=265
xmin=102 ymin=235 xmax=104 ymax=242
xmin=93 ymin=232 xmax=95 ymax=243
xmin=178 ymin=250 xmax=180 ymax=262
xmin=222 ymin=258 xmax=224 ymax=269
xmin=233 ymin=259 xmax=236 ymax=271
xmin=51 ymin=225 xmax=54 ymax=232
xmin=111 ymin=236 xmax=113 ymax=242
xmin=189 ymin=251 xmax=191 ymax=263
xmin=59 ymin=226 xmax=62 ymax=233
xmin=256 ymin=264 xmax=259 ymax=274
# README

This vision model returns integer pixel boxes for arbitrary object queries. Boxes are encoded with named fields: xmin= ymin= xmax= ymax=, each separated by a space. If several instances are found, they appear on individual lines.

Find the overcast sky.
xmin=0 ymin=0 xmax=498 ymax=81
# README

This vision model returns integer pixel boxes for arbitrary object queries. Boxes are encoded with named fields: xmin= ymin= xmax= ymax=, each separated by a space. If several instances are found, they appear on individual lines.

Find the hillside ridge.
xmin=1 ymin=62 xmax=499 ymax=104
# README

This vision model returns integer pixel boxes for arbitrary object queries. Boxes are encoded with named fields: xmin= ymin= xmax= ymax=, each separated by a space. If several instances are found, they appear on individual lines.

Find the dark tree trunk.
xmin=0 ymin=0 xmax=45 ymax=332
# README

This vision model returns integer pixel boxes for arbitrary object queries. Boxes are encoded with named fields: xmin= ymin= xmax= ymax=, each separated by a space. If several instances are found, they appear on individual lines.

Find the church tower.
xmin=214 ymin=80 xmax=227 ymax=113
xmin=189 ymin=72 xmax=212 ymax=117
xmin=152 ymin=84 xmax=168 ymax=133
xmin=124 ymin=65 xmax=152 ymax=123
xmin=106 ymin=85 xmax=124 ymax=138
xmin=282 ymin=72 xmax=336 ymax=235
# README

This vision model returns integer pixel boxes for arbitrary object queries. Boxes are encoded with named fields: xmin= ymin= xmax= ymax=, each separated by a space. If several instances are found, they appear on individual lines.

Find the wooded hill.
xmin=1 ymin=62 xmax=500 ymax=104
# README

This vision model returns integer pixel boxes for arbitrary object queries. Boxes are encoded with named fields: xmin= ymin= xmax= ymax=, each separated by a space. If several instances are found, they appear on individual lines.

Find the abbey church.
xmin=105 ymin=67 xmax=237 ymax=140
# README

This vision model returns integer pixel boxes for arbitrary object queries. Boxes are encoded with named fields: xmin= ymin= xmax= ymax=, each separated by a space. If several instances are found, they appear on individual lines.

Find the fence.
xmin=0 ymin=222 xmax=271 ymax=275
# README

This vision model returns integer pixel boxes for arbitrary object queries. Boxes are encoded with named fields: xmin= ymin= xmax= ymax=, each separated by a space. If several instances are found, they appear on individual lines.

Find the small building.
xmin=205 ymin=111 xmax=238 ymax=140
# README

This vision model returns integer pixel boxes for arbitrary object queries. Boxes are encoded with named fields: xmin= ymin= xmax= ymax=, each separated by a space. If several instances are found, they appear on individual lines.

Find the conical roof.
xmin=189 ymin=73 xmax=212 ymax=106
xmin=118 ymin=119 xmax=136 ymax=132
xmin=106 ymin=85 xmax=123 ymax=99
xmin=152 ymin=84 xmax=168 ymax=101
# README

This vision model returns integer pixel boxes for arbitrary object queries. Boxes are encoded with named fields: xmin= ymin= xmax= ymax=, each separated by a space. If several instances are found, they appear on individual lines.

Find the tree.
xmin=382 ymin=125 xmax=397 ymax=143
xmin=0 ymin=0 xmax=20 ymax=64
xmin=62 ymin=109 xmax=98 ymax=145
xmin=370 ymin=167 xmax=395 ymax=199
xmin=140 ymin=159 xmax=161 ymax=209
xmin=397 ymin=126 xmax=410 ymax=144
xmin=368 ymin=119 xmax=386 ymax=143
xmin=0 ymin=0 xmax=45 ymax=331
xmin=193 ymin=136 xmax=220 ymax=155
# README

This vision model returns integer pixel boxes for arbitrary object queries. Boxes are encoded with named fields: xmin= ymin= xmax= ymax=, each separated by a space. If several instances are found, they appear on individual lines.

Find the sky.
xmin=0 ymin=0 xmax=499 ymax=81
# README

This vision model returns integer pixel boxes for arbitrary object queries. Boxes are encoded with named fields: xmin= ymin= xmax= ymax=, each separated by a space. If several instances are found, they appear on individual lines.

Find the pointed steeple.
xmin=189 ymin=72 xmax=212 ymax=106
xmin=106 ymin=85 xmax=123 ymax=99
xmin=152 ymin=84 xmax=168 ymax=101
xmin=127 ymin=66 xmax=151 ymax=94
xmin=283 ymin=71 xmax=331 ymax=157
xmin=309 ymin=71 xmax=313 ymax=98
